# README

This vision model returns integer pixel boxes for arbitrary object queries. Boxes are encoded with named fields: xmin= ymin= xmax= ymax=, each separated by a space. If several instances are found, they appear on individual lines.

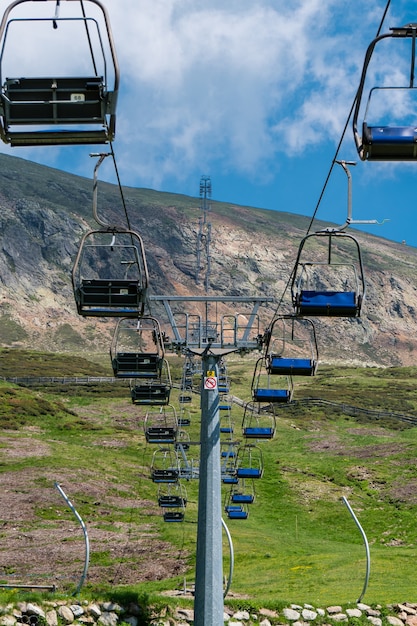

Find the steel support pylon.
xmin=194 ymin=353 xmax=224 ymax=625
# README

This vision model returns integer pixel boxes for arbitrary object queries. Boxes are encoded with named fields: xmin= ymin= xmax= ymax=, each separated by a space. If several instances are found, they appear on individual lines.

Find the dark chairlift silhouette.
xmin=150 ymin=448 xmax=179 ymax=484
xmin=130 ymin=384 xmax=171 ymax=405
xmin=144 ymin=405 xmax=178 ymax=444
xmin=72 ymin=229 xmax=149 ymax=317
xmin=72 ymin=154 xmax=149 ymax=318
xmin=130 ymin=363 xmax=172 ymax=406
xmin=0 ymin=0 xmax=119 ymax=146
xmin=110 ymin=316 xmax=165 ymax=379
xmin=158 ymin=483 xmax=187 ymax=522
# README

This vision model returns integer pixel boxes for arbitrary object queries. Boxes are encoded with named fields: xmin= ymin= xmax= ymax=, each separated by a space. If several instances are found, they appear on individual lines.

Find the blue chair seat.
xmin=231 ymin=493 xmax=254 ymax=504
xmin=225 ymin=505 xmax=248 ymax=519
xmin=253 ymin=388 xmax=291 ymax=403
xmin=243 ymin=427 xmax=274 ymax=439
xmin=269 ymin=357 xmax=315 ymax=376
xmin=366 ymin=125 xmax=417 ymax=143
xmin=363 ymin=124 xmax=417 ymax=160
xmin=298 ymin=290 xmax=358 ymax=317
xmin=236 ymin=468 xmax=263 ymax=479
xmin=222 ymin=475 xmax=238 ymax=484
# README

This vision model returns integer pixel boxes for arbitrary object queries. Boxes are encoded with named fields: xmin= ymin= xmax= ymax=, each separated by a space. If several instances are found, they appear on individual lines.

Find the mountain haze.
xmin=0 ymin=153 xmax=416 ymax=367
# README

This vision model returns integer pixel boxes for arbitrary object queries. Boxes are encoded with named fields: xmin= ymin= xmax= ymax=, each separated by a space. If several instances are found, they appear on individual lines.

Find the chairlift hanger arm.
xmin=333 ymin=160 xmax=388 ymax=230
xmin=91 ymin=152 xmax=111 ymax=228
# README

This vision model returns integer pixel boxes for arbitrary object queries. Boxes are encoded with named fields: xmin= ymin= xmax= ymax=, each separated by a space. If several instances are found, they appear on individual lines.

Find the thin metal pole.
xmin=194 ymin=353 xmax=224 ymax=625
xmin=0 ymin=584 xmax=56 ymax=591
xmin=221 ymin=517 xmax=234 ymax=599
xmin=341 ymin=496 xmax=370 ymax=603
xmin=55 ymin=482 xmax=90 ymax=596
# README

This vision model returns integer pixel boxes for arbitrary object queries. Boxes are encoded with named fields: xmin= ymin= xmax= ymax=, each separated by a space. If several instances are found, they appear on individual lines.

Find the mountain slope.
xmin=0 ymin=152 xmax=416 ymax=366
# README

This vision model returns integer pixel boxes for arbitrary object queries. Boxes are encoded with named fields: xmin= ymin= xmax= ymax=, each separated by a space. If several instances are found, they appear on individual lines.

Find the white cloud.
xmin=106 ymin=0 xmax=341 ymax=185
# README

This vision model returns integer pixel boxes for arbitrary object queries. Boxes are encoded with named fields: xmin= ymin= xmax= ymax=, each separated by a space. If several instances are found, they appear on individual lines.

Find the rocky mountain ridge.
xmin=0 ymin=153 xmax=416 ymax=367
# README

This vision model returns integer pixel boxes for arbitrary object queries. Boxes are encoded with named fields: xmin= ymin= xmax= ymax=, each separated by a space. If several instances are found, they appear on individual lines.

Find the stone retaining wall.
xmin=1 ymin=600 xmax=417 ymax=626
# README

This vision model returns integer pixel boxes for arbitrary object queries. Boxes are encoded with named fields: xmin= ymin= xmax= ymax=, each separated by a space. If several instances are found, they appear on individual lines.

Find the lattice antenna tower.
xmin=195 ymin=175 xmax=212 ymax=292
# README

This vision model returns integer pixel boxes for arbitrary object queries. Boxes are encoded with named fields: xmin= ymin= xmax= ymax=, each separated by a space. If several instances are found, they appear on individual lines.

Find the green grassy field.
xmin=1 ymin=348 xmax=417 ymax=609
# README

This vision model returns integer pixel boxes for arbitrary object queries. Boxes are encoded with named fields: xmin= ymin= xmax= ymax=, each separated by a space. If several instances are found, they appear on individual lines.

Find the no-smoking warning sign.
xmin=204 ymin=376 xmax=217 ymax=390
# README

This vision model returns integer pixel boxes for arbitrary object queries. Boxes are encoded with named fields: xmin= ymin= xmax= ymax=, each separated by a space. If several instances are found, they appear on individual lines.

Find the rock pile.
xmin=1 ymin=600 xmax=417 ymax=626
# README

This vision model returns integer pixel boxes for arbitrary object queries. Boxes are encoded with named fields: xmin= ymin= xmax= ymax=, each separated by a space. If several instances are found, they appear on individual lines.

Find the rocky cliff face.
xmin=0 ymin=152 xmax=416 ymax=367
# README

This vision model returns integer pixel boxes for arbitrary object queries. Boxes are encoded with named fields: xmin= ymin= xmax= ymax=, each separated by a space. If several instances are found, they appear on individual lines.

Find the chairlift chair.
xmin=222 ymin=474 xmax=238 ymax=485
xmin=110 ymin=316 xmax=165 ymax=378
xmin=158 ymin=485 xmax=187 ymax=508
xmin=221 ymin=450 xmax=238 ymax=484
xmin=150 ymin=448 xmax=179 ymax=484
xmin=235 ymin=444 xmax=264 ymax=480
xmin=131 ymin=381 xmax=171 ymax=406
xmin=177 ymin=407 xmax=191 ymax=427
xmin=221 ymin=443 xmax=237 ymax=462
xmin=242 ymin=402 xmax=276 ymax=439
xmin=163 ymin=511 xmax=185 ymax=522
xmin=174 ymin=429 xmax=191 ymax=453
xmin=219 ymin=403 xmax=234 ymax=436
xmin=72 ymin=228 xmax=149 ymax=317
xmin=264 ymin=315 xmax=318 ymax=376
xmin=251 ymin=356 xmax=293 ymax=404
xmin=130 ymin=357 xmax=171 ymax=405
xmin=291 ymin=230 xmax=365 ymax=317
xmin=158 ymin=483 xmax=187 ymax=522
xmin=353 ymin=23 xmax=417 ymax=160
xmin=0 ymin=0 xmax=120 ymax=146
xmin=228 ymin=478 xmax=255 ymax=505
xmin=144 ymin=405 xmax=178 ymax=444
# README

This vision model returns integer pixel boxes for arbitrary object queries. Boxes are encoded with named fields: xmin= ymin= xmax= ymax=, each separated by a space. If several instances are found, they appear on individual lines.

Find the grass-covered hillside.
xmin=1 ymin=348 xmax=417 ymax=611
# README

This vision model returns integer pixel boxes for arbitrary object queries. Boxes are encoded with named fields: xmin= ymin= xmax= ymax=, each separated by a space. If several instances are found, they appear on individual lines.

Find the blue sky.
xmin=1 ymin=0 xmax=417 ymax=245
